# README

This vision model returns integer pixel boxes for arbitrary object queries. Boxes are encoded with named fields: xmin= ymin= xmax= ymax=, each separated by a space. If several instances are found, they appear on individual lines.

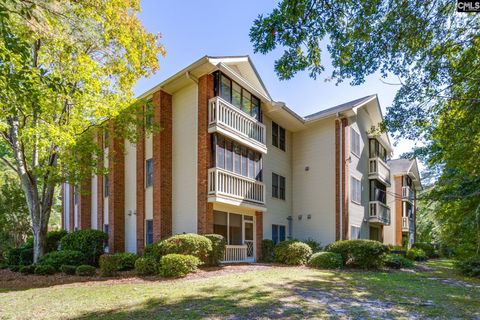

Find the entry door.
xmin=243 ymin=216 xmax=254 ymax=262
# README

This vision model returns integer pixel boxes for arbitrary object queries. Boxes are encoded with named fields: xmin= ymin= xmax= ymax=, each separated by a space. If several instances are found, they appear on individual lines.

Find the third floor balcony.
xmin=208 ymin=96 xmax=267 ymax=154
xmin=369 ymin=157 xmax=391 ymax=186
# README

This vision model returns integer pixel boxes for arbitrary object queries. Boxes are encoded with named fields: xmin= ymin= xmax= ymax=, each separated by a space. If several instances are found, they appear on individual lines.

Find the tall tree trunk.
xmin=476 ymin=204 xmax=480 ymax=256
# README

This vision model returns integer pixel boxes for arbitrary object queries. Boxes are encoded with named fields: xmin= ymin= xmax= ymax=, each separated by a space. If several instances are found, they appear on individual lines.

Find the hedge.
xmin=456 ymin=256 xmax=480 ymax=277
xmin=19 ymin=264 xmax=36 ymax=274
xmin=304 ymin=239 xmax=322 ymax=253
xmin=308 ymin=252 xmax=343 ymax=269
xmin=326 ymin=240 xmax=389 ymax=269
xmin=204 ymin=234 xmax=226 ymax=266
xmin=134 ymin=257 xmax=158 ymax=276
xmin=153 ymin=234 xmax=212 ymax=264
xmin=159 ymin=254 xmax=201 ymax=277
xmin=23 ymin=230 xmax=68 ymax=253
xmin=60 ymin=264 xmax=77 ymax=275
xmin=261 ymin=239 xmax=275 ymax=262
xmin=114 ymin=252 xmax=138 ymax=271
xmin=6 ymin=248 xmax=33 ymax=266
xmin=274 ymin=240 xmax=312 ymax=265
xmin=37 ymin=250 xmax=86 ymax=270
xmin=99 ymin=254 xmax=120 ymax=277
xmin=406 ymin=248 xmax=427 ymax=261
xmin=34 ymin=264 xmax=55 ymax=275
xmin=412 ymin=242 xmax=435 ymax=258
xmin=384 ymin=254 xmax=414 ymax=269
xmin=76 ymin=265 xmax=96 ymax=276
xmin=60 ymin=230 xmax=108 ymax=265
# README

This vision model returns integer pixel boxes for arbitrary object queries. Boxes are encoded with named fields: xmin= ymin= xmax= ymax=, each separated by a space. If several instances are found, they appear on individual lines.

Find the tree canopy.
xmin=251 ymin=0 xmax=480 ymax=256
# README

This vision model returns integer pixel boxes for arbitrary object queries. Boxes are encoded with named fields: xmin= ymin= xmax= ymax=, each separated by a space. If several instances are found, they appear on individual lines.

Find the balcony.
xmin=208 ymin=96 xmax=267 ymax=154
xmin=207 ymin=168 xmax=266 ymax=210
xmin=369 ymin=157 xmax=391 ymax=186
xmin=402 ymin=217 xmax=414 ymax=233
xmin=402 ymin=186 xmax=414 ymax=203
xmin=369 ymin=201 xmax=391 ymax=225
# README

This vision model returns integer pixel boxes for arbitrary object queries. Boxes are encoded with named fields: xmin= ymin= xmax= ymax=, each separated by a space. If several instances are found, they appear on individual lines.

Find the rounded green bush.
xmin=406 ymin=248 xmax=427 ymax=261
xmin=23 ymin=230 xmax=68 ymax=253
xmin=19 ymin=264 xmax=36 ymax=274
xmin=34 ymin=264 xmax=55 ymax=275
xmin=76 ymin=265 xmax=96 ymax=276
xmin=60 ymin=264 xmax=77 ymax=275
xmin=456 ymin=256 xmax=480 ymax=277
xmin=134 ymin=257 xmax=158 ymax=276
xmin=99 ymin=254 xmax=121 ymax=277
xmin=154 ymin=234 xmax=212 ymax=264
xmin=384 ymin=254 xmax=414 ymax=269
xmin=143 ymin=243 xmax=162 ymax=261
xmin=159 ymin=254 xmax=201 ymax=277
xmin=326 ymin=239 xmax=389 ymax=269
xmin=308 ymin=252 xmax=343 ymax=269
xmin=203 ymin=234 xmax=226 ymax=266
xmin=304 ymin=239 xmax=322 ymax=254
xmin=412 ymin=242 xmax=435 ymax=258
xmin=60 ymin=230 xmax=108 ymax=265
xmin=114 ymin=252 xmax=138 ymax=271
xmin=261 ymin=239 xmax=275 ymax=262
xmin=37 ymin=250 xmax=86 ymax=270
xmin=6 ymin=248 xmax=32 ymax=266
xmin=274 ymin=240 xmax=312 ymax=265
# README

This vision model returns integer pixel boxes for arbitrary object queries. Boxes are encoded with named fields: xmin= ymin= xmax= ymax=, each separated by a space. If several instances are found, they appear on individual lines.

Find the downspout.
xmin=337 ymin=113 xmax=343 ymax=241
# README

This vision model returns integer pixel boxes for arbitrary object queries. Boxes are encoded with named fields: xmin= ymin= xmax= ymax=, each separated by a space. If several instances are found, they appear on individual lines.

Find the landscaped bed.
xmin=1 ymin=260 xmax=479 ymax=319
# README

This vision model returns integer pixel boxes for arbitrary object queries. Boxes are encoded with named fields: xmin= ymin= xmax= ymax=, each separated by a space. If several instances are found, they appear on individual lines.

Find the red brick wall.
xmin=197 ymin=74 xmax=214 ymax=234
xmin=152 ymin=90 xmax=173 ymax=241
xmin=255 ymin=211 xmax=263 ymax=261
xmin=335 ymin=118 xmax=348 ymax=241
xmin=97 ymin=132 xmax=104 ymax=231
xmin=108 ymin=122 xmax=125 ymax=252
xmin=69 ymin=186 xmax=74 ymax=232
xmin=136 ymin=107 xmax=146 ymax=253
xmin=395 ymin=176 xmax=403 ymax=246
xmin=78 ymin=179 xmax=92 ymax=230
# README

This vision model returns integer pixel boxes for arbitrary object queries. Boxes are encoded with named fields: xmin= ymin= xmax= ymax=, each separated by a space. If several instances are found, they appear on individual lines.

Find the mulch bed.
xmin=0 ymin=263 xmax=278 ymax=292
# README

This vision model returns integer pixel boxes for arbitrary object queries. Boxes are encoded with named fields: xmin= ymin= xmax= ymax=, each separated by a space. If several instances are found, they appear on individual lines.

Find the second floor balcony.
xmin=369 ymin=157 xmax=391 ymax=186
xmin=207 ymin=167 xmax=266 ymax=211
xmin=208 ymin=96 xmax=267 ymax=154
xmin=402 ymin=186 xmax=414 ymax=203
xmin=402 ymin=216 xmax=414 ymax=233
xmin=368 ymin=201 xmax=391 ymax=225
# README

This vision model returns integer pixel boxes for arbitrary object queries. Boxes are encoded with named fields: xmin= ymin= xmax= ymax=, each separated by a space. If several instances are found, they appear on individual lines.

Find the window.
xmin=351 ymin=176 xmax=361 ymax=204
xmin=351 ymin=128 xmax=361 ymax=156
xmin=145 ymin=158 xmax=153 ymax=188
xmin=145 ymin=220 xmax=153 ymax=245
xmin=351 ymin=226 xmax=361 ymax=240
xmin=104 ymin=224 xmax=109 ymax=234
xmin=213 ymin=211 xmax=252 ymax=245
xmin=369 ymin=139 xmax=387 ymax=162
xmin=272 ymin=224 xmax=286 ymax=244
xmin=272 ymin=173 xmax=286 ymax=200
xmin=104 ymin=176 xmax=109 ymax=197
xmin=272 ymin=121 xmax=286 ymax=151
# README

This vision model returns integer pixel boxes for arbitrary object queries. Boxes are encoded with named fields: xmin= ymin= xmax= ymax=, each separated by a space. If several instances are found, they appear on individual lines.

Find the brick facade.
xmin=255 ymin=211 xmax=263 ymax=261
xmin=69 ymin=186 xmax=74 ymax=231
xmin=197 ymin=74 xmax=215 ymax=234
xmin=152 ymin=90 xmax=173 ymax=241
xmin=97 ymin=132 xmax=104 ymax=231
xmin=78 ymin=179 xmax=92 ymax=230
xmin=335 ymin=117 xmax=348 ymax=240
xmin=136 ymin=108 xmax=146 ymax=253
xmin=108 ymin=122 xmax=125 ymax=252
xmin=395 ymin=176 xmax=403 ymax=246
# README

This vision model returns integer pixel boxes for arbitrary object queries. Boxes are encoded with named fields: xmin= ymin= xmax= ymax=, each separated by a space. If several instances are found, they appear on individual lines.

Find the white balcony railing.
xmin=369 ymin=201 xmax=391 ymax=225
xmin=222 ymin=245 xmax=248 ymax=263
xmin=208 ymin=168 xmax=265 ymax=205
xmin=369 ymin=157 xmax=391 ymax=186
xmin=402 ymin=186 xmax=414 ymax=202
xmin=208 ymin=96 xmax=267 ymax=153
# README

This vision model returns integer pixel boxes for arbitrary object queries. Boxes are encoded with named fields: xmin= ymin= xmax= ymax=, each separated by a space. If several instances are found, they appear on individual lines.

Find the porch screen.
xmin=213 ymin=211 xmax=227 ymax=241
xmin=229 ymin=213 xmax=242 ymax=245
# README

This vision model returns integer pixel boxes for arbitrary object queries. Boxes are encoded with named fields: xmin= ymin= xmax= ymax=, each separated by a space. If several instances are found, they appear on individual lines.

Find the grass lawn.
xmin=1 ymin=259 xmax=479 ymax=319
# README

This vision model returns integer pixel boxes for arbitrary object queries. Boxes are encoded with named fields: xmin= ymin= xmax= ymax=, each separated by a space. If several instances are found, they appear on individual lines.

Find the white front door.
xmin=244 ymin=216 xmax=255 ymax=262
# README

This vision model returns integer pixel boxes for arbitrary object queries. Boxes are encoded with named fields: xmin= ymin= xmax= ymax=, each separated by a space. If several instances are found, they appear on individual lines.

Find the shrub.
xmin=60 ymin=264 xmax=77 ymax=275
xmin=34 ymin=264 xmax=55 ymax=275
xmin=6 ymin=248 xmax=22 ymax=266
xmin=9 ymin=265 xmax=20 ymax=272
xmin=308 ymin=252 xmax=343 ymax=269
xmin=143 ymin=243 xmax=162 ymax=261
xmin=156 ymin=234 xmax=212 ymax=264
xmin=457 ymin=256 xmax=480 ymax=277
xmin=19 ymin=248 xmax=33 ymax=265
xmin=76 ymin=264 xmax=96 ymax=276
xmin=159 ymin=254 xmax=201 ymax=278
xmin=99 ymin=254 xmax=120 ymax=277
xmin=19 ymin=264 xmax=36 ymax=274
xmin=115 ymin=252 xmax=138 ymax=271
xmin=261 ymin=239 xmax=275 ymax=262
xmin=412 ymin=242 xmax=435 ymax=258
xmin=326 ymin=240 xmax=389 ymax=269
xmin=406 ymin=248 xmax=427 ymax=261
xmin=60 ymin=230 xmax=108 ymax=265
xmin=23 ymin=230 xmax=68 ymax=253
xmin=37 ymin=250 xmax=85 ymax=270
xmin=304 ymin=239 xmax=322 ymax=253
xmin=0 ymin=263 xmax=8 ymax=269
xmin=384 ymin=254 xmax=414 ymax=269
xmin=134 ymin=257 xmax=158 ymax=276
xmin=204 ymin=234 xmax=226 ymax=266
xmin=274 ymin=240 xmax=312 ymax=265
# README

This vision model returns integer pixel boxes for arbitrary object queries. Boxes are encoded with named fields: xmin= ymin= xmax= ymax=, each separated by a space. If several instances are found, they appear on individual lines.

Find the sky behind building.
xmin=135 ymin=0 xmax=416 ymax=158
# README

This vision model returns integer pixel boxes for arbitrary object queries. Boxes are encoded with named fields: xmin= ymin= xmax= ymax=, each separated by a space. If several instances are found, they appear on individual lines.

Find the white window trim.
xmin=350 ymin=175 xmax=362 ymax=205
xmin=350 ymin=127 xmax=361 ymax=158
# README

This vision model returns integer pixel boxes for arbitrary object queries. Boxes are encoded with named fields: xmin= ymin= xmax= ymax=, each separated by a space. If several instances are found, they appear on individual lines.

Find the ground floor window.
xmin=350 ymin=225 xmax=361 ymax=239
xmin=213 ymin=210 xmax=254 ymax=245
xmin=145 ymin=219 xmax=153 ymax=245
xmin=272 ymin=224 xmax=286 ymax=244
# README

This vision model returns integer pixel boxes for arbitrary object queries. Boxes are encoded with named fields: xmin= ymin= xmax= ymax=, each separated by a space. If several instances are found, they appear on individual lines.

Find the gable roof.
xmin=304 ymin=95 xmax=377 ymax=121
xmin=388 ymin=158 xmax=423 ymax=190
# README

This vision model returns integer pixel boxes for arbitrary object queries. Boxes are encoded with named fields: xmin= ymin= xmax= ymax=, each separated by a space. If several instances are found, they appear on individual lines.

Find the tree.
xmin=251 ymin=0 xmax=480 ymax=257
xmin=0 ymin=0 xmax=163 ymax=262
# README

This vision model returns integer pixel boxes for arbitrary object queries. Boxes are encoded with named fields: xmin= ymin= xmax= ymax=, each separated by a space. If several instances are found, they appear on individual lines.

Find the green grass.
xmin=0 ymin=260 xmax=479 ymax=319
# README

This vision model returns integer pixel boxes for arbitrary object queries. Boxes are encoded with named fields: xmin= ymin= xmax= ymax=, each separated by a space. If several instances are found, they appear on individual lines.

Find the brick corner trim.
xmin=335 ymin=117 xmax=348 ymax=241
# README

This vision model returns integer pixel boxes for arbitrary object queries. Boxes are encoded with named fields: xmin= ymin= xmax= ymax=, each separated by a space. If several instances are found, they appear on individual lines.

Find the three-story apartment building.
xmin=61 ymin=55 xmax=420 ymax=262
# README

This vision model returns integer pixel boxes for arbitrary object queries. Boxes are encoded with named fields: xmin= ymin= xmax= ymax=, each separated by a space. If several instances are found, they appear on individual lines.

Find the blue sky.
xmin=136 ymin=0 xmax=415 ymax=158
